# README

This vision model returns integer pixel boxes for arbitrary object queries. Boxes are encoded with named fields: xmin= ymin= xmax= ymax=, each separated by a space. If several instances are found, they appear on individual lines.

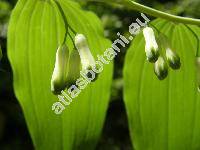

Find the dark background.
xmin=0 ymin=0 xmax=199 ymax=149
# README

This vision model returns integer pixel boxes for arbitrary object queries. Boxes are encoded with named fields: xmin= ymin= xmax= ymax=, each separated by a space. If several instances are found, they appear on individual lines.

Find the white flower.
xmin=166 ymin=48 xmax=181 ymax=70
xmin=51 ymin=44 xmax=69 ymax=94
xmin=75 ymin=34 xmax=95 ymax=70
xmin=154 ymin=56 xmax=168 ymax=80
xmin=143 ymin=27 xmax=159 ymax=62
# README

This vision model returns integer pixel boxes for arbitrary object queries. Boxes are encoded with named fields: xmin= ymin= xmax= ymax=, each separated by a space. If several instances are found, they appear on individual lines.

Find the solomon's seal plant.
xmin=51 ymin=33 xmax=97 ymax=94
xmin=50 ymin=0 xmax=98 ymax=95
xmin=142 ymin=26 xmax=181 ymax=80
xmin=7 ymin=0 xmax=200 ymax=149
xmin=159 ymin=34 xmax=181 ymax=70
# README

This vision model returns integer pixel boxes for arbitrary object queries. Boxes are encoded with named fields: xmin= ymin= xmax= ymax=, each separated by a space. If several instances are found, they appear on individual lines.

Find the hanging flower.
xmin=143 ymin=27 xmax=159 ymax=63
xmin=75 ymin=34 xmax=96 ymax=70
xmin=51 ymin=44 xmax=70 ymax=94
xmin=154 ymin=56 xmax=168 ymax=80
xmin=166 ymin=48 xmax=181 ymax=70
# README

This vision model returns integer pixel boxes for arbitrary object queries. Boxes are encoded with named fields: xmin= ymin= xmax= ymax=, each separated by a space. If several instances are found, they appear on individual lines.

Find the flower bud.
xmin=75 ymin=34 xmax=96 ymax=70
xmin=166 ymin=48 xmax=181 ymax=70
xmin=154 ymin=56 xmax=168 ymax=80
xmin=143 ymin=27 xmax=159 ymax=63
xmin=51 ymin=44 xmax=69 ymax=95
xmin=65 ymin=48 xmax=81 ymax=86
xmin=75 ymin=34 xmax=99 ymax=82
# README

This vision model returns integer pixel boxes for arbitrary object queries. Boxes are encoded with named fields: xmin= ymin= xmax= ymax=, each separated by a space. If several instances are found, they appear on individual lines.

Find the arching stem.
xmin=89 ymin=0 xmax=200 ymax=26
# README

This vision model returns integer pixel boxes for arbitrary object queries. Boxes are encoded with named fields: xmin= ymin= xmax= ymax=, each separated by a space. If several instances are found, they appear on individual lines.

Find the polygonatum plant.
xmin=7 ymin=0 xmax=200 ymax=150
xmin=124 ymin=19 xmax=200 ymax=150
xmin=8 ymin=0 xmax=113 ymax=149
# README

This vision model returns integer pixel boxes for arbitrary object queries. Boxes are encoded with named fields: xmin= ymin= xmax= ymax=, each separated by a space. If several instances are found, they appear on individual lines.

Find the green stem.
xmin=184 ymin=25 xmax=200 ymax=57
xmin=149 ymin=23 xmax=160 ymax=34
xmin=68 ymin=32 xmax=76 ymax=49
xmin=90 ymin=0 xmax=200 ymax=26
xmin=52 ymin=0 xmax=77 ymax=44
xmin=52 ymin=0 xmax=68 ymax=44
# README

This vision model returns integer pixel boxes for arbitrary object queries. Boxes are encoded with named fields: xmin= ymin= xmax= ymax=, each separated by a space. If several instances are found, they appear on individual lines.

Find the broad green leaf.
xmin=124 ymin=19 xmax=200 ymax=150
xmin=8 ymin=0 xmax=113 ymax=150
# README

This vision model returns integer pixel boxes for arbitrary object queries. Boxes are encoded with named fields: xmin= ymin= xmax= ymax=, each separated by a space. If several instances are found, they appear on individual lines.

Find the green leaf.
xmin=187 ymin=25 xmax=200 ymax=56
xmin=8 ymin=0 xmax=113 ymax=149
xmin=123 ymin=19 xmax=200 ymax=150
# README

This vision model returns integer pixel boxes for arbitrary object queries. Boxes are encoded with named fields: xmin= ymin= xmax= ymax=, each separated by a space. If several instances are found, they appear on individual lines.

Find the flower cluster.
xmin=143 ymin=27 xmax=181 ymax=80
xmin=51 ymin=34 xmax=97 ymax=95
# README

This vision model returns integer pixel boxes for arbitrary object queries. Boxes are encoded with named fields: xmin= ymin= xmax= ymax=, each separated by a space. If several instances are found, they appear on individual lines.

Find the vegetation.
xmin=0 ymin=0 xmax=200 ymax=149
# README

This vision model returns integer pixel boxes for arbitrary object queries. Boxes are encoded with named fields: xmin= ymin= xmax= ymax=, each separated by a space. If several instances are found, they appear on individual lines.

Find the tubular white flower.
xmin=75 ymin=34 xmax=95 ymax=70
xmin=143 ymin=27 xmax=159 ymax=62
xmin=51 ymin=44 xmax=69 ymax=94
xmin=166 ymin=48 xmax=181 ymax=70
xmin=154 ymin=56 xmax=168 ymax=80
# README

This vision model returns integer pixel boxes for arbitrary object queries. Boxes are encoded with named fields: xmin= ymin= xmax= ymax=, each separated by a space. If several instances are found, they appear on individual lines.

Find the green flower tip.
xmin=51 ymin=44 xmax=69 ymax=95
xmin=154 ymin=56 xmax=168 ymax=80
xmin=166 ymin=48 xmax=181 ymax=70
xmin=147 ymin=47 xmax=159 ymax=63
xmin=85 ymin=65 xmax=99 ymax=82
xmin=143 ymin=27 xmax=159 ymax=63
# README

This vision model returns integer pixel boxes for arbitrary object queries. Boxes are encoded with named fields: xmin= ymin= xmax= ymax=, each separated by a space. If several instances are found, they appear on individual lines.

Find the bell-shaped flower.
xmin=75 ymin=34 xmax=96 ymax=70
xmin=51 ymin=44 xmax=70 ymax=94
xmin=166 ymin=48 xmax=181 ymax=70
xmin=75 ymin=34 xmax=100 ymax=82
xmin=143 ymin=27 xmax=159 ymax=63
xmin=154 ymin=56 xmax=168 ymax=80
